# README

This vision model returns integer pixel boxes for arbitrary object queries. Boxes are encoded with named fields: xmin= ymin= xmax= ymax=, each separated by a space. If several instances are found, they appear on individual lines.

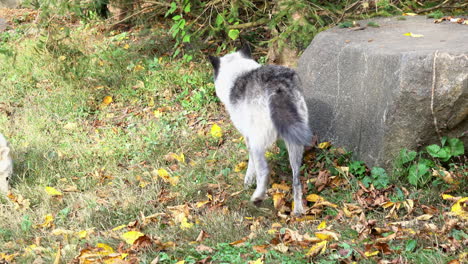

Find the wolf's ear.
xmin=208 ymin=55 xmax=220 ymax=78
xmin=239 ymin=43 xmax=252 ymax=59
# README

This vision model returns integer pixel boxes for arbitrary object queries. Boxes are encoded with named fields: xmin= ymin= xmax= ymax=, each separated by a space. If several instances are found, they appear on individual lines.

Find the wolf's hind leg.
xmin=250 ymin=146 xmax=269 ymax=205
xmin=285 ymin=141 xmax=305 ymax=215
xmin=244 ymin=137 xmax=256 ymax=188
xmin=244 ymin=155 xmax=256 ymax=188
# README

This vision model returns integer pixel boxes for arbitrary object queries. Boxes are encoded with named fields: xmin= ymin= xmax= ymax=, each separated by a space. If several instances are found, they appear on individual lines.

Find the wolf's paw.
xmin=250 ymin=189 xmax=266 ymax=206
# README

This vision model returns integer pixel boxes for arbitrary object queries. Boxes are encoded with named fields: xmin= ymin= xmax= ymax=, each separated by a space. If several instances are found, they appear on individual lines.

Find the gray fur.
xmin=230 ymin=65 xmax=312 ymax=146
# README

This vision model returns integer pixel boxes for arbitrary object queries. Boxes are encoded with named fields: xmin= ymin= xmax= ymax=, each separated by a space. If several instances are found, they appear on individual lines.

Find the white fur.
xmin=213 ymin=51 xmax=305 ymax=215
xmin=0 ymin=133 xmax=12 ymax=194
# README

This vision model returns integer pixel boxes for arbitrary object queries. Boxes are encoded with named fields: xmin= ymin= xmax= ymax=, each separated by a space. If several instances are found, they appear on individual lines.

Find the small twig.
xmin=431 ymin=50 xmax=442 ymax=141
xmin=416 ymin=0 xmax=451 ymax=13
xmin=227 ymin=18 xmax=269 ymax=29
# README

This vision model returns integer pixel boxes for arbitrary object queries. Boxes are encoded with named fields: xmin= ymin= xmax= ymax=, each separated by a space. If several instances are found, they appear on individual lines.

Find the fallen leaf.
xmin=45 ymin=187 xmax=63 ymax=197
xmin=315 ymin=230 xmax=340 ymax=241
xmin=234 ymin=161 xmax=247 ymax=172
xmin=317 ymin=220 xmax=327 ymax=230
xmin=252 ymin=244 xmax=269 ymax=253
xmin=53 ymin=244 xmax=61 ymax=264
xmin=35 ymin=214 xmax=54 ymax=229
xmin=180 ymin=217 xmax=194 ymax=230
xmin=306 ymin=194 xmax=324 ymax=203
xmin=318 ymin=142 xmax=331 ymax=149
xmin=402 ymin=13 xmax=417 ymax=16
xmin=112 ymin=224 xmax=126 ymax=231
xmin=196 ymin=244 xmax=214 ymax=253
xmin=364 ymin=250 xmax=379 ymax=257
xmin=76 ymin=230 xmax=88 ymax=239
xmin=403 ymin=32 xmax=424 ymax=38
xmin=450 ymin=197 xmax=468 ymax=219
xmin=210 ymin=124 xmax=223 ymax=138
xmin=102 ymin=96 xmax=113 ymax=105
xmin=121 ymin=231 xmax=145 ymax=245
xmin=196 ymin=230 xmax=210 ymax=242
xmin=248 ymin=257 xmax=264 ymax=264
xmin=306 ymin=241 xmax=327 ymax=257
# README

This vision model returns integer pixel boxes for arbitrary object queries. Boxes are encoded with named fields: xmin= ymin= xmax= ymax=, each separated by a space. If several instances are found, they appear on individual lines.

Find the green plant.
xmin=395 ymin=137 xmax=464 ymax=188
xmin=427 ymin=10 xmax=444 ymax=19
xmin=367 ymin=21 xmax=380 ymax=27
xmin=426 ymin=137 xmax=464 ymax=162
xmin=359 ymin=167 xmax=389 ymax=189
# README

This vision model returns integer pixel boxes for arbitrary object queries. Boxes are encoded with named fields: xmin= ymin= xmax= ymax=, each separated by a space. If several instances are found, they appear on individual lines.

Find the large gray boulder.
xmin=297 ymin=16 xmax=467 ymax=168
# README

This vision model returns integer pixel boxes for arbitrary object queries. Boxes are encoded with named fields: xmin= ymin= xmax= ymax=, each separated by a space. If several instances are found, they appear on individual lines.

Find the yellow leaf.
xmin=451 ymin=197 xmax=468 ymax=220
xmin=58 ymin=55 xmax=66 ymax=61
xmin=53 ymin=245 xmax=61 ymax=264
xmin=102 ymin=96 xmax=113 ymax=105
xmin=167 ymin=176 xmax=180 ymax=186
xmin=315 ymin=231 xmax=339 ymax=241
xmin=272 ymin=192 xmax=285 ymax=209
xmin=306 ymin=241 xmax=327 ymax=257
xmin=381 ymin=201 xmax=394 ymax=208
xmin=77 ymin=230 xmax=87 ymax=239
xmin=403 ymin=32 xmax=424 ymax=38
xmin=234 ymin=161 xmax=247 ymax=172
xmin=265 ymin=151 xmax=274 ymax=159
xmin=112 ymin=224 xmax=126 ymax=231
xmin=318 ymin=142 xmax=331 ymax=149
xmin=96 ymin=243 xmax=114 ymax=255
xmin=123 ymin=44 xmax=130 ymax=49
xmin=0 ymin=253 xmax=17 ymax=262
xmin=121 ymin=231 xmax=144 ymax=245
xmin=154 ymin=110 xmax=163 ymax=118
xmin=158 ymin=168 xmax=169 ymax=177
xmin=175 ymin=261 xmax=185 ymax=264
xmin=35 ymin=214 xmax=54 ymax=229
xmin=306 ymin=194 xmax=324 ymax=203
xmin=402 ymin=13 xmax=417 ymax=16
xmin=210 ymin=124 xmax=223 ymax=138
xmin=442 ymin=194 xmax=455 ymax=200
xmin=249 ymin=257 xmax=264 ymax=264
xmin=180 ymin=217 xmax=194 ymax=230
xmin=271 ymin=183 xmax=291 ymax=192
xmin=364 ymin=250 xmax=380 ymax=257
xmin=171 ymin=153 xmax=186 ymax=163
xmin=134 ymin=64 xmax=145 ymax=71
xmin=45 ymin=187 xmax=63 ymax=196
xmin=317 ymin=220 xmax=327 ymax=230
xmin=196 ymin=200 xmax=210 ymax=208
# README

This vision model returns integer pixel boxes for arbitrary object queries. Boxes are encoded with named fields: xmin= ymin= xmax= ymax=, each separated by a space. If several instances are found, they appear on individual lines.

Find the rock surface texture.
xmin=0 ymin=0 xmax=20 ymax=8
xmin=297 ymin=16 xmax=467 ymax=168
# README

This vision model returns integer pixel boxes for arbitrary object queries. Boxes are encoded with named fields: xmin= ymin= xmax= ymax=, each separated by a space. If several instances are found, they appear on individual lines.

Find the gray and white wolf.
xmin=208 ymin=45 xmax=312 ymax=215
xmin=0 ymin=132 xmax=12 ymax=194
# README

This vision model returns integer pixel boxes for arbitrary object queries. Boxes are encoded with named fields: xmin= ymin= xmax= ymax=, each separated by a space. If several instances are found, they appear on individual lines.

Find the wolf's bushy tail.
xmin=269 ymin=90 xmax=312 ymax=146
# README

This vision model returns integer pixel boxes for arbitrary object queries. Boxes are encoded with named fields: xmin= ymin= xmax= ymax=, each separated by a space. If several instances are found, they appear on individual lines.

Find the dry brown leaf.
xmin=196 ymin=244 xmax=214 ymax=253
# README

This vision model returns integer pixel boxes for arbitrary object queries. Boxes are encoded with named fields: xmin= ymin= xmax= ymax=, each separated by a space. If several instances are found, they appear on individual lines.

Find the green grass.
xmin=0 ymin=15 xmax=466 ymax=264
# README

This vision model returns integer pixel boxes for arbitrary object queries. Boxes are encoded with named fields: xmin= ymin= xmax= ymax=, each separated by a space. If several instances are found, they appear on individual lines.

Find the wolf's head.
xmin=208 ymin=44 xmax=260 ymax=102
